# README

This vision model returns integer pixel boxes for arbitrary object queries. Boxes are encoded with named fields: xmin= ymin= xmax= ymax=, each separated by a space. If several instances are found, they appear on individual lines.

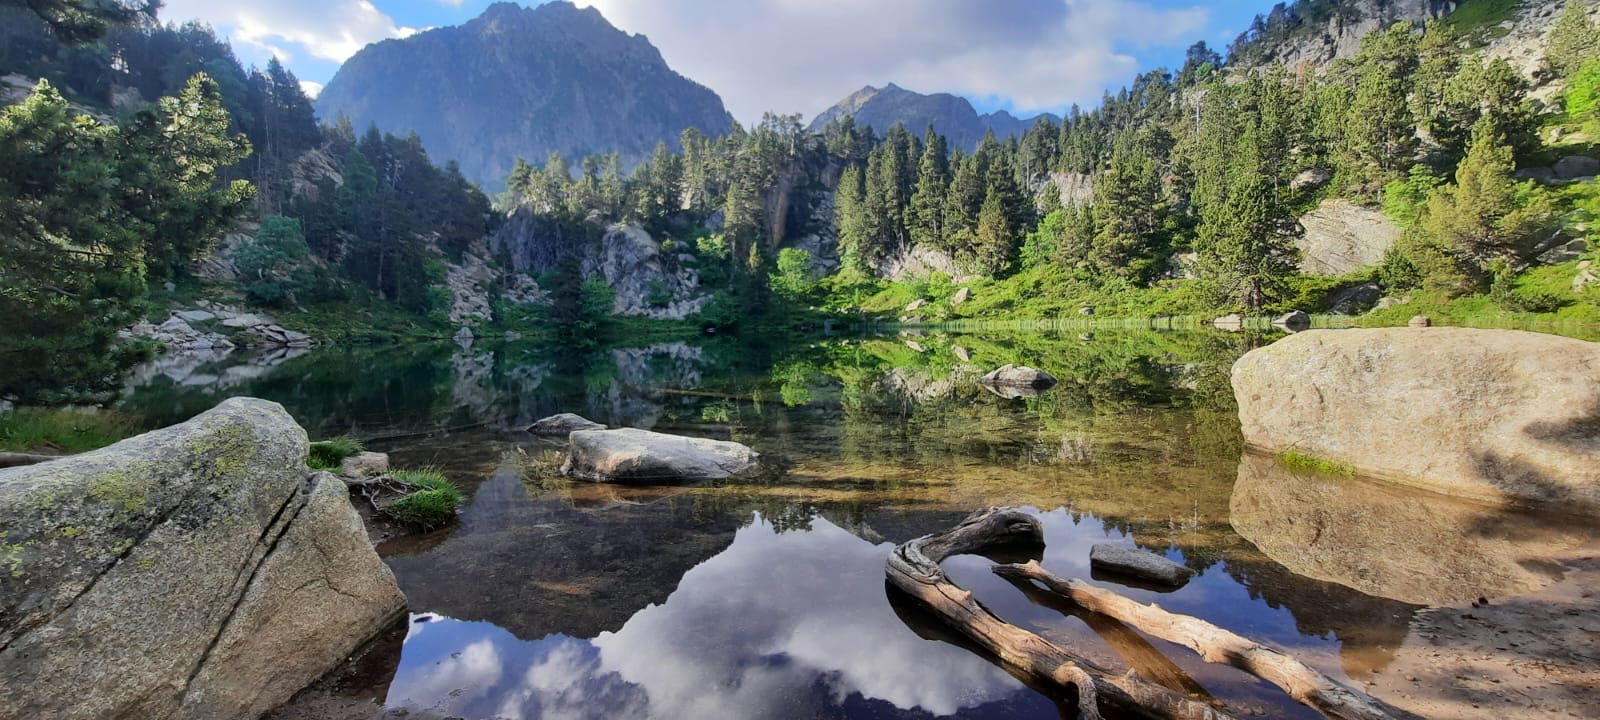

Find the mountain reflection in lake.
xmin=115 ymin=330 xmax=1594 ymax=719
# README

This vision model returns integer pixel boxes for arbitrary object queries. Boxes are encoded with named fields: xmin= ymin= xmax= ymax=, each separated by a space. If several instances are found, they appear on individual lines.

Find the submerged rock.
xmin=1230 ymin=452 xmax=1594 ymax=606
xmin=978 ymin=364 xmax=1058 ymax=390
xmin=526 ymin=413 xmax=606 ymax=437
xmin=562 ymin=428 xmax=759 ymax=483
xmin=1232 ymin=328 xmax=1600 ymax=513
xmin=1089 ymin=544 xmax=1195 ymax=588
xmin=0 ymin=398 xmax=405 ymax=720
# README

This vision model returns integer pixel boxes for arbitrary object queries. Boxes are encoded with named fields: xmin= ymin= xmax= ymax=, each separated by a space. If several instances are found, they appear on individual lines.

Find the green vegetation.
xmin=308 ymin=437 xmax=364 ymax=471
xmin=1280 ymin=450 xmax=1357 ymax=476
xmin=1443 ymin=0 xmax=1524 ymax=38
xmin=0 ymin=408 xmax=143 ymax=453
xmin=383 ymin=469 xmax=463 ymax=529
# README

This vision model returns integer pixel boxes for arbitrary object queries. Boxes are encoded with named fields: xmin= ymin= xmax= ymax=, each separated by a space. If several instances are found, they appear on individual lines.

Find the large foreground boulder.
xmin=525 ymin=412 xmax=606 ymax=437
xmin=979 ymin=365 xmax=1058 ymax=389
xmin=1232 ymin=328 xmax=1600 ymax=512
xmin=0 ymin=398 xmax=405 ymax=720
xmin=562 ymin=428 xmax=759 ymax=483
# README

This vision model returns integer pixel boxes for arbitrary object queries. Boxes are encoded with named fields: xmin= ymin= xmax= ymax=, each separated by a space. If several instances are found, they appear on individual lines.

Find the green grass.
xmin=308 ymin=437 xmax=364 ymax=471
xmin=0 ymin=408 xmax=145 ymax=453
xmin=384 ymin=469 xmax=464 ymax=529
xmin=1280 ymin=450 xmax=1357 ymax=476
xmin=1443 ymin=0 xmax=1523 ymax=40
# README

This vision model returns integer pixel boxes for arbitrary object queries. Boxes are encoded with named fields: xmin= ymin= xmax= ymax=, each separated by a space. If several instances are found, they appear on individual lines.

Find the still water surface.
xmin=112 ymin=330 xmax=1592 ymax=719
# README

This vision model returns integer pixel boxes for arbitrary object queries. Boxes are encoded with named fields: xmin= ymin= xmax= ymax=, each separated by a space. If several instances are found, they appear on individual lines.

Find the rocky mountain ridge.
xmin=314 ymin=1 xmax=734 ymax=191
xmin=808 ymin=83 xmax=1059 ymax=149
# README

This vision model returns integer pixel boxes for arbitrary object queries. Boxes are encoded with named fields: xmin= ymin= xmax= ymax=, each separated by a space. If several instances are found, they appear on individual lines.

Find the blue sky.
xmin=155 ymin=0 xmax=1272 ymax=123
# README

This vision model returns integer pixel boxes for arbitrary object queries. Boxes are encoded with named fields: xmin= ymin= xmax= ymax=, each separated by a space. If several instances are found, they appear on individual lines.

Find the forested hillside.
xmin=496 ymin=0 xmax=1600 ymax=325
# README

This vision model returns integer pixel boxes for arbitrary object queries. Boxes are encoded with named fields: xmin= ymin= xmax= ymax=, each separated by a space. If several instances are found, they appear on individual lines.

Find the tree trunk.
xmin=885 ymin=508 xmax=1238 ymax=720
xmin=993 ymin=561 xmax=1419 ymax=720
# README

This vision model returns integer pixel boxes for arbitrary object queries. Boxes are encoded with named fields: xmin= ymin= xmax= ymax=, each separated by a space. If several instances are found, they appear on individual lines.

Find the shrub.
xmin=308 ymin=437 xmax=363 ymax=470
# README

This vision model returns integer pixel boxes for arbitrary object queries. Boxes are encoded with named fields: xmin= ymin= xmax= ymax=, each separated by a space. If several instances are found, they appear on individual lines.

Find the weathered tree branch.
xmin=886 ymin=508 xmax=1238 ymax=720
xmin=0 ymin=452 xmax=60 ymax=468
xmin=994 ymin=560 xmax=1419 ymax=720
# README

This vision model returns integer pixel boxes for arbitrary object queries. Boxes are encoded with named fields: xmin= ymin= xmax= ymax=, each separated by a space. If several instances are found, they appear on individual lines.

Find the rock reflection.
xmin=1230 ymin=451 xmax=1594 ymax=606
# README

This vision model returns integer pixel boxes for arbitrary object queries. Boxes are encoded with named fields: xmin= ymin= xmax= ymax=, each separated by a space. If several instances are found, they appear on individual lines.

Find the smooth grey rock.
xmin=904 ymin=298 xmax=927 ymax=312
xmin=1408 ymin=315 xmax=1431 ymax=328
xmin=221 ymin=314 xmax=266 ymax=329
xmin=157 ymin=317 xmax=195 ymax=335
xmin=561 ymin=428 xmax=759 ymax=483
xmin=340 ymin=451 xmax=390 ymax=478
xmin=1291 ymin=167 xmax=1332 ymax=191
xmin=979 ymin=364 xmax=1058 ymax=390
xmin=1329 ymin=282 xmax=1382 ymax=315
xmin=1232 ymin=328 xmax=1600 ymax=513
xmin=526 ymin=413 xmax=606 ymax=437
xmin=0 ymin=398 xmax=405 ymax=720
xmin=1211 ymin=313 xmax=1244 ymax=330
xmin=1273 ymin=310 xmax=1311 ymax=328
xmin=1090 ymin=544 xmax=1194 ymax=587
xmin=1554 ymin=155 xmax=1600 ymax=180
xmin=1296 ymin=199 xmax=1400 ymax=276
xmin=173 ymin=310 xmax=215 ymax=323
xmin=951 ymin=345 xmax=971 ymax=363
xmin=1078 ymin=306 xmax=1095 ymax=316
xmin=949 ymin=287 xmax=971 ymax=306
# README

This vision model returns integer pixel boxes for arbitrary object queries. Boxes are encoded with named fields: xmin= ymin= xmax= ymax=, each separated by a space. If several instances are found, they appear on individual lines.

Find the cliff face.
xmin=808 ymin=83 xmax=1058 ymax=150
xmin=1240 ymin=0 xmax=1459 ymax=70
xmin=314 ymin=1 xmax=734 ymax=191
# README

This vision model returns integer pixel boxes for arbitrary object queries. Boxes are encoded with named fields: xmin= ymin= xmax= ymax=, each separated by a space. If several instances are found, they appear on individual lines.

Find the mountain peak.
xmin=809 ymin=83 xmax=1056 ymax=150
xmin=315 ymin=0 xmax=733 ymax=190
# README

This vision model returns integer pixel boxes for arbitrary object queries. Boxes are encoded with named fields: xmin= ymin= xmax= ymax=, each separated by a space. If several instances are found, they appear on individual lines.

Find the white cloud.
xmin=572 ymin=0 xmax=1211 ymax=123
xmin=299 ymin=80 xmax=324 ymax=98
xmin=158 ymin=0 xmax=416 ymax=64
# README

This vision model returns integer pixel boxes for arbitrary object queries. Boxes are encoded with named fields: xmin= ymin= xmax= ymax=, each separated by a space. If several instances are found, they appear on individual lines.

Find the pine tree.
xmin=1341 ymin=23 xmax=1421 ymax=190
xmin=1548 ymin=0 xmax=1600 ymax=79
xmin=1194 ymin=128 xmax=1301 ymax=311
xmin=834 ymin=164 xmax=870 ymax=271
xmin=908 ymin=126 xmax=949 ymax=248
xmin=972 ymin=187 xmax=1014 ymax=274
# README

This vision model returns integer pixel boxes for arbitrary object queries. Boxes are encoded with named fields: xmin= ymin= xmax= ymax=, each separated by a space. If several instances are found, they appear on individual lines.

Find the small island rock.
xmin=1090 ymin=544 xmax=1195 ymax=587
xmin=562 ymin=428 xmax=759 ymax=483
xmin=526 ymin=413 xmax=606 ymax=436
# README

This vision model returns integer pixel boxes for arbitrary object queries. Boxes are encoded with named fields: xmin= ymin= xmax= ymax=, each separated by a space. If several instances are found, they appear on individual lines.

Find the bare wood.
xmin=887 ymin=508 xmax=1238 ymax=720
xmin=998 ymin=571 xmax=1212 ymax=700
xmin=994 ymin=560 xmax=1420 ymax=720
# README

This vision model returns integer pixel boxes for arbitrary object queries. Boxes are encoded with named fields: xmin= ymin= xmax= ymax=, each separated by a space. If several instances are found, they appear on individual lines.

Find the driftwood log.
xmin=994 ymin=561 xmax=1419 ymax=720
xmin=886 ymin=508 xmax=1239 ymax=720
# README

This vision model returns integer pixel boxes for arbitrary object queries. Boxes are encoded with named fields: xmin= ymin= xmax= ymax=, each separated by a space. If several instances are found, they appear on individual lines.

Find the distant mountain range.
xmin=314 ymin=1 xmax=733 ymax=190
xmin=808 ymin=83 xmax=1059 ymax=150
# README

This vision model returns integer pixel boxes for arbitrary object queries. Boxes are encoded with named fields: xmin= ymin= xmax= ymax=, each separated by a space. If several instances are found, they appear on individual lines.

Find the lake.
xmin=110 ymin=329 xmax=1595 ymax=719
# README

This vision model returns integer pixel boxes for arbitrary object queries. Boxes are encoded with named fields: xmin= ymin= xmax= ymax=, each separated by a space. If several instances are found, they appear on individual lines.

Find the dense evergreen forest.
xmin=0 ymin=0 xmax=493 ymax=400
xmin=501 ymin=2 xmax=1600 ymax=321
xmin=3 ymin=0 xmax=1600 ymax=404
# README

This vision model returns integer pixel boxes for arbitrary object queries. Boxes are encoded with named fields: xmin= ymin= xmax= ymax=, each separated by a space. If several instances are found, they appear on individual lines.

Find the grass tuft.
xmin=384 ymin=469 xmax=463 ymax=529
xmin=308 ymin=437 xmax=364 ymax=470
xmin=1280 ymin=450 xmax=1357 ymax=476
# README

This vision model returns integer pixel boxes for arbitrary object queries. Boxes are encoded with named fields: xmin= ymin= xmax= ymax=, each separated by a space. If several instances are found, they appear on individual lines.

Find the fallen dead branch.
xmin=994 ymin=560 xmax=1419 ymax=720
xmin=885 ymin=508 xmax=1238 ymax=720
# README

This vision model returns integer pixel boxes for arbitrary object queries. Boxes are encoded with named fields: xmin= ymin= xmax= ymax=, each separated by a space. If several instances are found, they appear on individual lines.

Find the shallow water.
xmin=114 ymin=329 xmax=1596 ymax=719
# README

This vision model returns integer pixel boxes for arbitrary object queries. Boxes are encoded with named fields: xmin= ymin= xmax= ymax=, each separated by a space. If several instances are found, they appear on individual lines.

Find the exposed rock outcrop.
xmin=0 ymin=398 xmax=405 ymax=720
xmin=583 ymin=224 xmax=710 ymax=319
xmin=874 ymin=243 xmax=974 ymax=282
xmin=1296 ymin=198 xmax=1400 ymax=276
xmin=561 ymin=428 xmax=759 ymax=483
xmin=978 ymin=365 xmax=1058 ymax=390
xmin=1232 ymin=328 xmax=1600 ymax=513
